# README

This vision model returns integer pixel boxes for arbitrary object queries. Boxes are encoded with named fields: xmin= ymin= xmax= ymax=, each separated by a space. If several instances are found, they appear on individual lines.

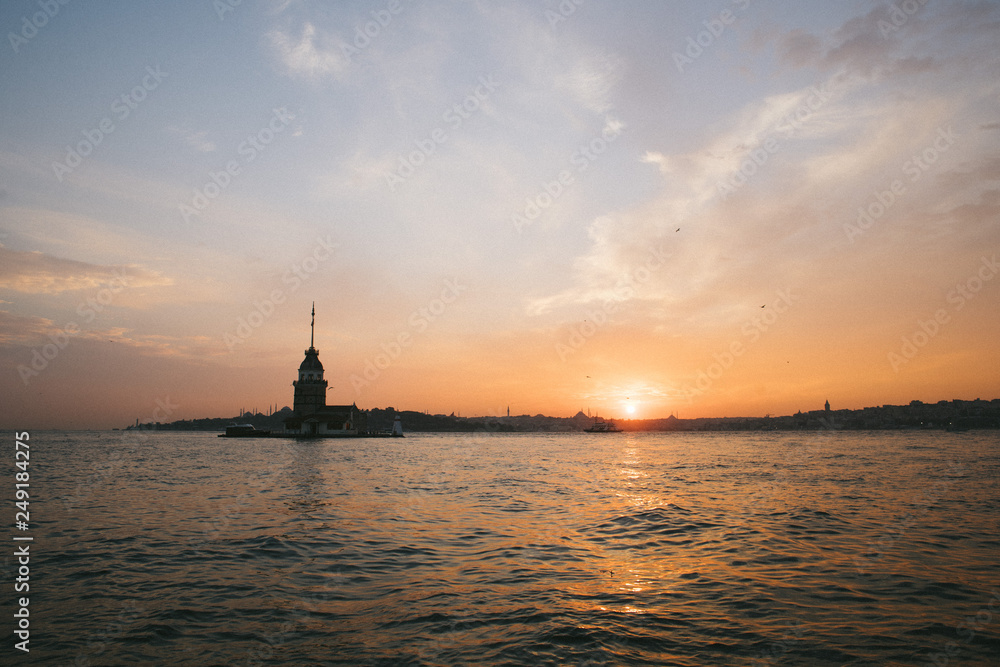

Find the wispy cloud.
xmin=0 ymin=309 xmax=225 ymax=359
xmin=269 ymin=21 xmax=349 ymax=81
xmin=167 ymin=126 xmax=216 ymax=153
xmin=0 ymin=245 xmax=170 ymax=295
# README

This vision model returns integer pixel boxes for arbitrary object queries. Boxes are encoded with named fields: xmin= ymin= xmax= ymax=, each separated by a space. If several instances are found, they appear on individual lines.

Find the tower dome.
xmin=299 ymin=349 xmax=324 ymax=373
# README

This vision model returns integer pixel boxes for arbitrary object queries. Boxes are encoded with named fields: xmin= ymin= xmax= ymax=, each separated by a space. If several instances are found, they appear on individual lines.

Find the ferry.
xmin=584 ymin=417 xmax=621 ymax=433
xmin=219 ymin=423 xmax=271 ymax=438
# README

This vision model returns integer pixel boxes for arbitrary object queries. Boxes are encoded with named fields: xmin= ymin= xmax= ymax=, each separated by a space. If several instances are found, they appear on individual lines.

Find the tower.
xmin=292 ymin=302 xmax=328 ymax=416
xmin=825 ymin=399 xmax=831 ymax=413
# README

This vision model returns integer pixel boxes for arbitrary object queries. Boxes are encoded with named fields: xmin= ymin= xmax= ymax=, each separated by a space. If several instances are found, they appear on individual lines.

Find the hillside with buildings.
xmin=135 ymin=398 xmax=1000 ymax=433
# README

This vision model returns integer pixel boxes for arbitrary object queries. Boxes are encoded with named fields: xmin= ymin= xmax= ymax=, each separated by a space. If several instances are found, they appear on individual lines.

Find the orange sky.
xmin=1 ymin=2 xmax=999 ymax=429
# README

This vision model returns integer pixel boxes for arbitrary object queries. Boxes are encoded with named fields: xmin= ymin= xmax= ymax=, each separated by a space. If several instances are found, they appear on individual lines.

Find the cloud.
xmin=269 ymin=21 xmax=349 ymax=81
xmin=777 ymin=29 xmax=823 ymax=66
xmin=0 ymin=246 xmax=171 ymax=295
xmin=524 ymin=54 xmax=988 ymax=329
xmin=0 ymin=310 xmax=53 ymax=345
xmin=0 ymin=309 xmax=225 ymax=359
xmin=768 ymin=3 xmax=942 ymax=79
xmin=559 ymin=52 xmax=622 ymax=115
xmin=167 ymin=126 xmax=216 ymax=152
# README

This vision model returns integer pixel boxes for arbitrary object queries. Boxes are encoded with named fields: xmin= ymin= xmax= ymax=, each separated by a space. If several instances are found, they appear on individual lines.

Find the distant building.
xmin=283 ymin=303 xmax=366 ymax=436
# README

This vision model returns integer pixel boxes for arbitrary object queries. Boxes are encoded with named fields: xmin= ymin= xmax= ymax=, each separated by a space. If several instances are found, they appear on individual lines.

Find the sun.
xmin=625 ymin=404 xmax=636 ymax=415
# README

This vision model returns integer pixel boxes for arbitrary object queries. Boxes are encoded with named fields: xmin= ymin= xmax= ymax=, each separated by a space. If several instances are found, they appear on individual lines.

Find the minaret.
xmin=292 ymin=303 xmax=328 ymax=416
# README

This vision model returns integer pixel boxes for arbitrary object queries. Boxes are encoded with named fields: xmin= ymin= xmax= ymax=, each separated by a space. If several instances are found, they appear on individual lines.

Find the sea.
xmin=7 ymin=429 xmax=1000 ymax=666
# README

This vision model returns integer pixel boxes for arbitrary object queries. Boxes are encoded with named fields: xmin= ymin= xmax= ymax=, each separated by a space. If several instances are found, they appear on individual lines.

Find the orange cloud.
xmin=0 ymin=245 xmax=170 ymax=295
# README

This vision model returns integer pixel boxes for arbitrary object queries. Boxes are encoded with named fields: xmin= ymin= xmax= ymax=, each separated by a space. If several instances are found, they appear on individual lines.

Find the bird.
xmin=761 ymin=305 xmax=766 ymax=308
xmin=675 ymin=227 xmax=680 ymax=232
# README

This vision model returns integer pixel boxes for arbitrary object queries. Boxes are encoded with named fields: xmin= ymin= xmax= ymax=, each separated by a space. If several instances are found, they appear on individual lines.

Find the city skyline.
xmin=2 ymin=1 xmax=999 ymax=429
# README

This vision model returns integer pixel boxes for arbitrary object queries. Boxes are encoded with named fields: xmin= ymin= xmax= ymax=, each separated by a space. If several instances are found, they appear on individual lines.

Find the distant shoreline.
xmin=121 ymin=398 xmax=1000 ymax=433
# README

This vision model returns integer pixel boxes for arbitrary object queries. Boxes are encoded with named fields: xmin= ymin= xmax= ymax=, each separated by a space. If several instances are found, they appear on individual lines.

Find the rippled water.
xmin=8 ymin=430 xmax=1000 ymax=665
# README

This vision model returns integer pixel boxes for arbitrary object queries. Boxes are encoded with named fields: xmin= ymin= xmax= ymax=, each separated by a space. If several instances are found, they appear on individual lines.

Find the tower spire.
xmin=310 ymin=301 xmax=315 ymax=349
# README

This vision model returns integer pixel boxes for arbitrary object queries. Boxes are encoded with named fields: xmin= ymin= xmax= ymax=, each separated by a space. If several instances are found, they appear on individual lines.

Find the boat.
xmin=584 ymin=417 xmax=621 ymax=433
xmin=218 ymin=423 xmax=271 ymax=438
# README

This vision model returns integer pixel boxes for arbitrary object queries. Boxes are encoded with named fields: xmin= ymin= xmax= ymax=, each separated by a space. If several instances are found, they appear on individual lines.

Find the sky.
xmin=1 ymin=0 xmax=998 ymax=429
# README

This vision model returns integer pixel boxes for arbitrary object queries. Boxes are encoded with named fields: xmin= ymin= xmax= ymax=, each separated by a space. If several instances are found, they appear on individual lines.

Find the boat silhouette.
xmin=584 ymin=417 xmax=621 ymax=433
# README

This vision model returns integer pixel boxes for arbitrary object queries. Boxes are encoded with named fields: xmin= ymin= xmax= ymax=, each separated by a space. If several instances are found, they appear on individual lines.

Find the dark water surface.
xmin=8 ymin=430 xmax=1000 ymax=665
